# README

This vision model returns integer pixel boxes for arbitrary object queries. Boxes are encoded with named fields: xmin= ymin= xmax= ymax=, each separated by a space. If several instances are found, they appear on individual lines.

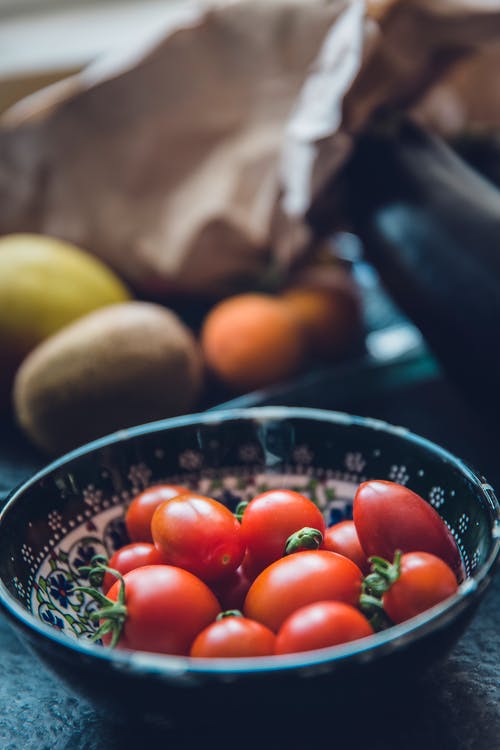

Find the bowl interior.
xmin=0 ymin=408 xmax=497 ymax=647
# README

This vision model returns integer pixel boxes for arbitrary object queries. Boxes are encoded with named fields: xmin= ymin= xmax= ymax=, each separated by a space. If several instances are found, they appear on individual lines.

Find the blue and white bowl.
xmin=0 ymin=407 xmax=498 ymax=724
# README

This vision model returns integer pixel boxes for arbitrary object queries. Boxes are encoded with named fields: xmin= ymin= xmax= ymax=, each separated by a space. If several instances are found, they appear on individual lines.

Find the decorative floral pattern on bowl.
xmin=32 ymin=470 xmax=358 ymax=640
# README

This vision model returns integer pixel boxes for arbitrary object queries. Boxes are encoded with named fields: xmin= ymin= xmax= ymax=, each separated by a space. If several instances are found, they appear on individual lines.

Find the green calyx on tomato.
xmin=216 ymin=609 xmax=243 ymax=620
xmin=234 ymin=501 xmax=249 ymax=522
xmin=358 ymin=551 xmax=402 ymax=631
xmin=363 ymin=550 xmax=402 ymax=597
xmin=78 ymin=553 xmax=108 ymax=588
xmin=285 ymin=527 xmax=324 ymax=555
xmin=75 ymin=555 xmax=127 ymax=648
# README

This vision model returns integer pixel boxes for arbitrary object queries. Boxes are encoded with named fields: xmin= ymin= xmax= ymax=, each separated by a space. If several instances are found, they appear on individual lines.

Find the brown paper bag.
xmin=0 ymin=0 xmax=349 ymax=297
xmin=275 ymin=0 xmax=500 ymax=259
xmin=2 ymin=0 xmax=500 ymax=297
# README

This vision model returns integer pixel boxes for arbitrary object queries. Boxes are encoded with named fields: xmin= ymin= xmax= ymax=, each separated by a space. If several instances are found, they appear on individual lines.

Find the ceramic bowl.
xmin=0 ymin=407 xmax=498 ymax=724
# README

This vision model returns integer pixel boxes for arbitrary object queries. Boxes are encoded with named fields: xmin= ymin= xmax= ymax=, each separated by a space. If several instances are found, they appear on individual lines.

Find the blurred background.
xmin=0 ymin=0 xmax=190 ymax=114
xmin=3 ymin=0 xmax=500 ymax=460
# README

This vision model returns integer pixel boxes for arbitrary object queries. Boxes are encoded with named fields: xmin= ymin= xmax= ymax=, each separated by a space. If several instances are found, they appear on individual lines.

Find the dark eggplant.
xmin=451 ymin=131 xmax=500 ymax=191
xmin=337 ymin=119 xmax=500 ymax=419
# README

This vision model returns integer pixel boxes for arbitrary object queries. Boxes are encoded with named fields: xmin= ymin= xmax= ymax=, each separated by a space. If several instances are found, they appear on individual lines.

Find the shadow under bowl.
xmin=0 ymin=407 xmax=498 ymax=725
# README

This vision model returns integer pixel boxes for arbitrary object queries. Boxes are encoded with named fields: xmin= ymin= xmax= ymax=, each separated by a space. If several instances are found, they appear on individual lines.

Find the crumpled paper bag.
xmin=414 ymin=42 xmax=500 ymax=135
xmin=0 ymin=0 xmax=348 ymax=297
xmin=276 ymin=0 xmax=500 ymax=258
xmin=2 ymin=0 xmax=500 ymax=297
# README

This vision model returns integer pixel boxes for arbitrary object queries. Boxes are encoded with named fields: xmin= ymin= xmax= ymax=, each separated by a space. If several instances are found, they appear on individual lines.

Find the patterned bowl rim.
xmin=0 ymin=406 xmax=499 ymax=676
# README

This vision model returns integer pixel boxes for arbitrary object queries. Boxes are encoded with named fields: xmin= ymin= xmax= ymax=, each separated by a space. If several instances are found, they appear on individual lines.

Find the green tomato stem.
xmin=234 ymin=501 xmax=249 ymax=522
xmin=359 ymin=593 xmax=384 ymax=611
xmin=359 ymin=551 xmax=401 ymax=632
xmin=216 ymin=610 xmax=243 ymax=620
xmin=362 ymin=550 xmax=402 ymax=598
xmin=74 ymin=556 xmax=128 ymax=648
xmin=89 ymin=604 xmax=127 ymax=621
xmin=285 ymin=527 xmax=323 ymax=555
xmin=358 ymin=593 xmax=393 ymax=632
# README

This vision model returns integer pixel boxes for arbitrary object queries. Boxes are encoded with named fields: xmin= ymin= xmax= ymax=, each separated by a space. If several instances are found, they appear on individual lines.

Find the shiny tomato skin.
xmin=322 ymin=521 xmax=370 ymax=574
xmin=190 ymin=616 xmax=275 ymax=658
xmin=105 ymin=565 xmax=220 ymax=655
xmin=240 ymin=490 xmax=326 ymax=569
xmin=126 ymin=484 xmax=188 ymax=542
xmin=103 ymin=543 xmax=166 ymax=593
xmin=383 ymin=552 xmax=459 ymax=623
xmin=353 ymin=480 xmax=463 ymax=579
xmin=211 ymin=564 xmax=253 ymax=611
xmin=151 ymin=494 xmax=245 ymax=583
xmin=243 ymin=550 xmax=363 ymax=632
xmin=241 ymin=548 xmax=268 ymax=579
xmin=275 ymin=601 xmax=373 ymax=655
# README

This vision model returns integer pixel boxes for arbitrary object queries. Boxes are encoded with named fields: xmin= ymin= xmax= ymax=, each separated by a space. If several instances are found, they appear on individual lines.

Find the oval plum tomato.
xmin=103 ymin=565 xmax=220 ymax=655
xmin=190 ymin=614 xmax=275 ymax=658
xmin=102 ymin=543 xmax=166 ymax=593
xmin=275 ymin=601 xmax=373 ymax=655
xmin=244 ymin=550 xmax=362 ymax=632
xmin=151 ymin=494 xmax=245 ymax=583
xmin=322 ymin=520 xmax=370 ymax=574
xmin=353 ymin=480 xmax=463 ymax=579
xmin=126 ymin=484 xmax=188 ymax=543
xmin=382 ymin=552 xmax=459 ymax=623
xmin=240 ymin=490 xmax=326 ymax=570
xmin=211 ymin=564 xmax=254 ymax=611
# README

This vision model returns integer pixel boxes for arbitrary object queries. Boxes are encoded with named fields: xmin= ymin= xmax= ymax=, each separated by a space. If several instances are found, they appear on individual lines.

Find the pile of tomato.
xmin=81 ymin=480 xmax=462 ymax=659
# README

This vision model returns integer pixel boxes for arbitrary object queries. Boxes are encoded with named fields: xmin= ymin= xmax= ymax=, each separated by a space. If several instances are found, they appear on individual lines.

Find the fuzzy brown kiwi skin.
xmin=13 ymin=302 xmax=203 ymax=455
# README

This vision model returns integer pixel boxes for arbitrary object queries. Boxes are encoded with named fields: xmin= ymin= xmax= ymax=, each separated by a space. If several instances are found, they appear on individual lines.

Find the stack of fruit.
xmin=1 ymin=233 xmax=362 ymax=455
xmin=79 ymin=480 xmax=462 ymax=658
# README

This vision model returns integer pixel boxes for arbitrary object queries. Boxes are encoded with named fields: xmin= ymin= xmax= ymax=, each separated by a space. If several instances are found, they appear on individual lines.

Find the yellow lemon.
xmin=0 ymin=233 xmax=131 ymax=409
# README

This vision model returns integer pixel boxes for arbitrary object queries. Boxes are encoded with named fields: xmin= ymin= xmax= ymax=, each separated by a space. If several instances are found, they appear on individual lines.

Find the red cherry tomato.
xmin=125 ymin=484 xmax=188 ymax=542
xmin=102 ymin=543 xmax=166 ymax=593
xmin=241 ymin=548 xmax=267 ymax=581
xmin=244 ymin=550 xmax=362 ymax=632
xmin=104 ymin=565 xmax=220 ymax=655
xmin=211 ymin=564 xmax=254 ymax=611
xmin=151 ymin=494 xmax=245 ymax=583
xmin=322 ymin=520 xmax=370 ymax=574
xmin=353 ymin=480 xmax=463 ymax=579
xmin=382 ymin=552 xmax=458 ymax=623
xmin=190 ymin=615 xmax=275 ymax=658
xmin=275 ymin=601 xmax=373 ymax=655
xmin=240 ymin=490 xmax=326 ymax=570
